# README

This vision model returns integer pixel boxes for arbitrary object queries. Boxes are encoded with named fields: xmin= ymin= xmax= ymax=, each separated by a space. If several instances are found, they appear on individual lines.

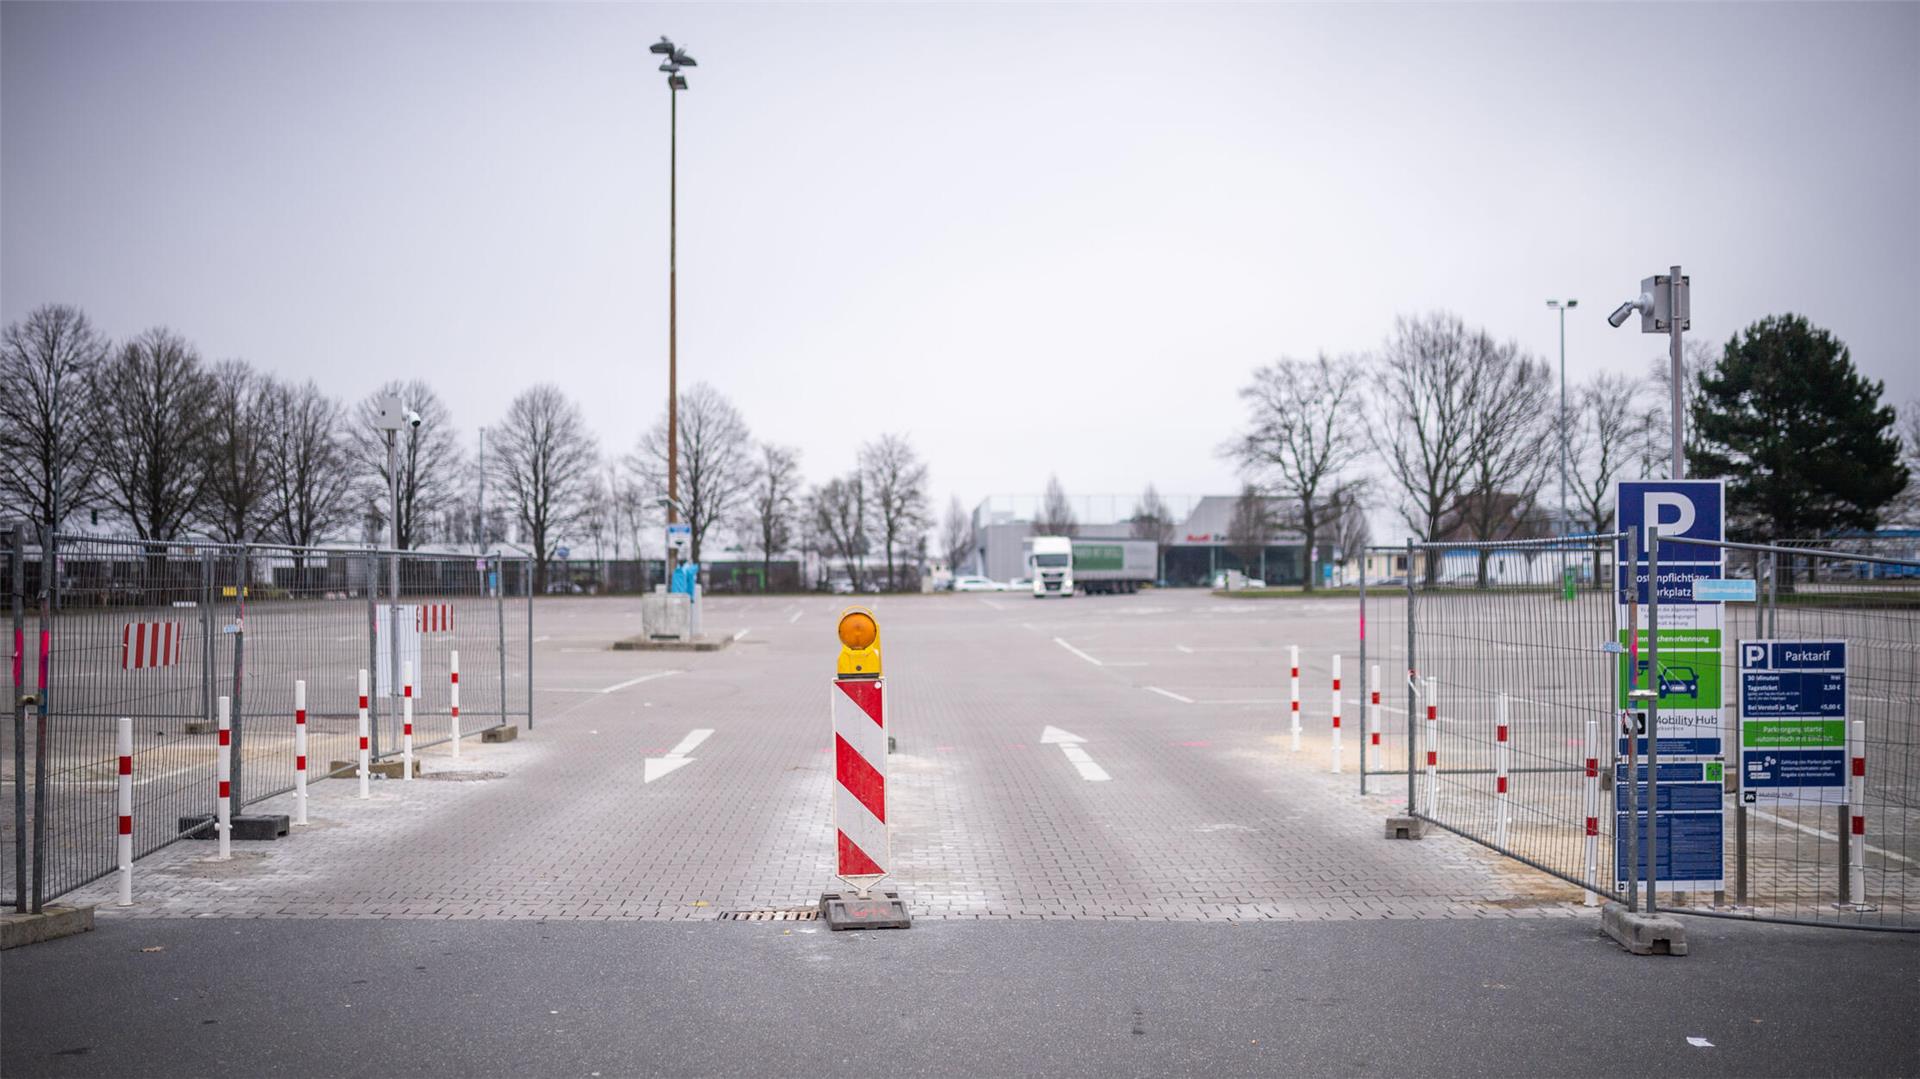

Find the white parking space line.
xmin=1175 ymin=644 xmax=1194 ymax=654
xmin=977 ymin=597 xmax=1007 ymax=610
xmin=601 ymin=670 xmax=684 ymax=694
xmin=1054 ymin=637 xmax=1104 ymax=667
xmin=733 ymin=628 xmax=750 ymax=642
xmin=1751 ymin=808 xmax=1914 ymax=864
xmin=1146 ymin=686 xmax=1194 ymax=704
xmin=788 ymin=610 xmax=803 ymax=624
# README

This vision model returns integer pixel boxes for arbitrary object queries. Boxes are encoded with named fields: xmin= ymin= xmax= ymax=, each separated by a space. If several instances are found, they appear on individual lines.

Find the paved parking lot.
xmin=66 ymin=590 xmax=1583 ymax=921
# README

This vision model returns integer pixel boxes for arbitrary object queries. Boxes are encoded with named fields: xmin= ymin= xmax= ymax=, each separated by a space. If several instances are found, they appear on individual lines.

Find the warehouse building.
xmin=966 ymin=494 xmax=1309 ymax=587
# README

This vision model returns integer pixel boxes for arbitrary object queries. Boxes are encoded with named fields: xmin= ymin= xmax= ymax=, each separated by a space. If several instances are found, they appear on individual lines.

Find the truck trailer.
xmin=1022 ymin=536 xmax=1157 ymax=596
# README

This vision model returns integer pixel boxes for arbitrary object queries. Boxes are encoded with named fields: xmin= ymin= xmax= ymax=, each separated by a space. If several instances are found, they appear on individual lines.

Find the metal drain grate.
xmin=717 ymin=908 xmax=820 ymax=922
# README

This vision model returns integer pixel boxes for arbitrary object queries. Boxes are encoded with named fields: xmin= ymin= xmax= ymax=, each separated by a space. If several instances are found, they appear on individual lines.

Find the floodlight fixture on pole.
xmin=652 ymin=34 xmax=696 ymax=570
xmin=1547 ymin=299 xmax=1578 ymax=535
xmin=1607 ymin=266 xmax=1690 ymax=478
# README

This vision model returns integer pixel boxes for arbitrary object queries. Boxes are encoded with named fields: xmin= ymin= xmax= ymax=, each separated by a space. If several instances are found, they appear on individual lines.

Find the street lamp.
xmin=649 ymin=35 xmax=696 ymax=569
xmin=1608 ymin=266 xmax=1691 ymax=478
xmin=1546 ymin=299 xmax=1578 ymax=534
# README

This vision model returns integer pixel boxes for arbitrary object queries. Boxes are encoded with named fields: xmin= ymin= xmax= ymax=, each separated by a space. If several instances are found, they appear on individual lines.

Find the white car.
xmin=951 ymin=575 xmax=1002 ymax=592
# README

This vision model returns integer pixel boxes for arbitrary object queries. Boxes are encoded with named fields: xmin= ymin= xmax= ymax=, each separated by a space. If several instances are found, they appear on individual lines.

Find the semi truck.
xmin=1023 ymin=536 xmax=1157 ymax=596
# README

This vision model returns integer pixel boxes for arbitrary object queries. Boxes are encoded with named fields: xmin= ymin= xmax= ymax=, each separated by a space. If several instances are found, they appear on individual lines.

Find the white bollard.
xmin=216 ymin=695 xmax=232 ymax=861
xmin=1329 ymin=653 xmax=1343 ymax=774
xmin=402 ymin=661 xmax=414 ymax=781
xmin=1288 ymin=645 xmax=1301 ymax=752
xmin=449 ymin=650 xmax=461 ymax=759
xmin=1495 ymin=692 xmax=1510 ymax=849
xmin=293 ymin=679 xmax=309 ymax=826
xmin=1367 ymin=663 xmax=1382 ymax=773
xmin=116 ymin=716 xmax=133 ymax=906
xmin=1423 ymin=676 xmax=1438 ymax=816
xmin=357 ymin=668 xmax=371 ymax=799
xmin=1583 ymin=716 xmax=1600 ymax=906
xmin=1848 ymin=718 xmax=1867 ymax=905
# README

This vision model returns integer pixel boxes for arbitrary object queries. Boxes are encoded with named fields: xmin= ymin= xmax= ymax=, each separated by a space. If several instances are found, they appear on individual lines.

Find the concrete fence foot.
xmin=1384 ymin=815 xmax=1426 ymax=840
xmin=1600 ymin=902 xmax=1689 ymax=956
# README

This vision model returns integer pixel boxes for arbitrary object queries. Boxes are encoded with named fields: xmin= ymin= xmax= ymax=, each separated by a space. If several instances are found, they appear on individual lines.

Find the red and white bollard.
xmin=216 ymin=695 xmax=232 ymax=861
xmin=1329 ymin=654 xmax=1343 ymax=774
xmin=1583 ymin=716 xmax=1600 ymax=906
xmin=1288 ymin=645 xmax=1301 ymax=752
xmin=1367 ymin=663 xmax=1383 ymax=773
xmin=449 ymin=650 xmax=461 ymax=759
xmin=357 ymin=668 xmax=371 ymax=799
xmin=116 ymin=716 xmax=133 ymax=905
xmin=1495 ymin=691 xmax=1510 ymax=849
xmin=1422 ymin=676 xmax=1438 ymax=815
xmin=1848 ymin=718 xmax=1867 ymax=906
xmin=293 ymin=679 xmax=308 ymax=826
xmin=401 ymin=661 xmax=414 ymax=781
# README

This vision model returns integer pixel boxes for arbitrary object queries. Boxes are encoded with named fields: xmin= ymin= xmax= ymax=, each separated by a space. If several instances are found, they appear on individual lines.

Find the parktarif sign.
xmin=1739 ymin=640 xmax=1850 ymax=804
xmin=1612 ymin=479 xmax=1728 ymax=758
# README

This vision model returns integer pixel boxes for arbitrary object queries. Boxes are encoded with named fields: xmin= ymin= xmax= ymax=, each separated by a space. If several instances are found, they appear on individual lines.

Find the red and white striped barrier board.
xmin=401 ymin=661 xmax=415 ymax=781
xmin=416 ymin=604 xmax=454 ymax=633
xmin=294 ymin=680 xmax=309 ymax=826
xmin=1583 ymin=716 xmax=1600 ymax=906
xmin=1329 ymin=653 xmax=1343 ymax=774
xmin=1288 ymin=645 xmax=1301 ymax=752
xmin=357 ymin=669 xmax=371 ymax=799
xmin=1368 ymin=664 xmax=1383 ymax=772
xmin=1495 ymin=692 xmax=1510 ymax=849
xmin=122 ymin=622 xmax=182 ymax=670
xmin=1423 ymin=675 xmax=1439 ymax=814
xmin=117 ymin=716 xmax=133 ymax=906
xmin=216 ymin=695 xmax=232 ymax=861
xmin=449 ymin=650 xmax=461 ymax=759
xmin=831 ymin=678 xmax=890 ymax=886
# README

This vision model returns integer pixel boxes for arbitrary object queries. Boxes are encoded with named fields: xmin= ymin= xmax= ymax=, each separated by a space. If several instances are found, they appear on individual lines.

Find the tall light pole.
xmin=1547 ymin=299 xmax=1578 ymax=533
xmin=650 ymin=35 xmax=696 ymax=568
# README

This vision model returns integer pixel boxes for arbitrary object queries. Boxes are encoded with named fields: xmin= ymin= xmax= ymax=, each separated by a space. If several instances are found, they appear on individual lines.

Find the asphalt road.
xmin=5 ymin=914 xmax=1916 ymax=1078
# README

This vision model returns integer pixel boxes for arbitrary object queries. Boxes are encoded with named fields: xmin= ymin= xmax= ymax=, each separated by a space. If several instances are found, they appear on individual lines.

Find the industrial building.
xmin=966 ymin=494 xmax=1309 ymax=587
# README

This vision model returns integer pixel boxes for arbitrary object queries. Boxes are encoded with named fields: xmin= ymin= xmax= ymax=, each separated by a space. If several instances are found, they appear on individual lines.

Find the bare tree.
xmin=1570 ymin=372 xmax=1647 ymax=577
xmin=860 ymin=433 xmax=929 ymax=591
xmin=633 ymin=382 xmax=752 ymax=564
xmin=1634 ymin=339 xmax=1716 ymax=479
xmin=809 ymin=476 xmax=869 ymax=590
xmin=1225 ymin=352 xmax=1366 ymax=591
xmin=1128 ymin=484 xmax=1176 ymax=583
xmin=1035 ymin=475 xmax=1077 ymax=537
xmin=940 ymin=495 xmax=975 ymax=576
xmin=263 ymin=381 xmax=355 ymax=550
xmin=201 ymin=360 xmax=277 ymax=543
xmin=1456 ymin=339 xmax=1554 ymax=586
xmin=352 ymin=380 xmax=464 ymax=549
xmin=742 ymin=443 xmax=802 ymax=592
xmin=1892 ymin=400 xmax=1920 ymax=527
xmin=1327 ymin=480 xmax=1373 ymax=572
xmin=490 ymin=384 xmax=601 ymax=592
xmin=0 ymin=304 xmax=109 ymax=533
xmin=90 ymin=328 xmax=215 ymax=542
xmin=610 ymin=467 xmax=652 ymax=564
xmin=1370 ymin=312 xmax=1484 ymax=585
xmin=1226 ymin=484 xmax=1275 ymax=578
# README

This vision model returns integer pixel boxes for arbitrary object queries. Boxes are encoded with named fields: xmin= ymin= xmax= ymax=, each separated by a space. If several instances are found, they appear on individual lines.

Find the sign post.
xmin=820 ymin=608 xmax=910 ymax=930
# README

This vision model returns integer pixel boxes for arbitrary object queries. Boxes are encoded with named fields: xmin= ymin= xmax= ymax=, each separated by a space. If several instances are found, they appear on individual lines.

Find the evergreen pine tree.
xmin=1688 ymin=314 xmax=1907 ymax=539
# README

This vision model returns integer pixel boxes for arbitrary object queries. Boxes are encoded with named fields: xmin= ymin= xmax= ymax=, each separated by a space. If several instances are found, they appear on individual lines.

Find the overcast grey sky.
xmin=5 ymin=2 xmax=1916 ymax=533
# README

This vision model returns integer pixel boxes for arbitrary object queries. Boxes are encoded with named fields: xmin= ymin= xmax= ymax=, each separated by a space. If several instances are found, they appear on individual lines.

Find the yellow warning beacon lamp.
xmin=836 ymin=607 xmax=882 ymax=678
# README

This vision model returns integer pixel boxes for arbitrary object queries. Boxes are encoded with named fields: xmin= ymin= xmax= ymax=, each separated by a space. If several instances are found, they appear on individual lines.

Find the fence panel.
xmin=6 ymin=532 xmax=532 ymax=908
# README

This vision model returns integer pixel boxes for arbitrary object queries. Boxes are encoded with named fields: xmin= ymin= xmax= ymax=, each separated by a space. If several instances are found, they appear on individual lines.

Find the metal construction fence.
xmin=1359 ymin=533 xmax=1920 ymax=931
xmin=5 ymin=528 xmax=533 ymax=911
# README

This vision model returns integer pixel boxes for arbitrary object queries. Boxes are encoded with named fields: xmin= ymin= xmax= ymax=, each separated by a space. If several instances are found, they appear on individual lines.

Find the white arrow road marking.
xmin=1146 ymin=686 xmax=1194 ymax=704
xmin=1686 ymin=1038 xmax=1714 ymax=1048
xmin=602 ymin=670 xmax=683 ymax=694
xmin=645 ymin=728 xmax=712 ymax=783
xmin=1054 ymin=638 xmax=1104 ymax=666
xmin=1040 ymin=726 xmax=1108 ymax=780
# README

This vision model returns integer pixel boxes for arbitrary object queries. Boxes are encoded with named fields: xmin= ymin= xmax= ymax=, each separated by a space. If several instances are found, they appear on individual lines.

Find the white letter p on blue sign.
xmin=1742 ymin=643 xmax=1767 ymax=668
xmin=1645 ymin=492 xmax=1696 ymax=539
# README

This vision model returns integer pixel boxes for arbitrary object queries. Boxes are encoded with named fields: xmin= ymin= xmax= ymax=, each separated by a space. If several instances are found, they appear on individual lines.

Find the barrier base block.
xmin=481 ymin=726 xmax=519 ymax=743
xmin=1600 ymin=902 xmax=1689 ymax=956
xmin=328 ymin=759 xmax=422 ymax=779
xmin=178 ymin=814 xmax=290 ymax=841
xmin=1384 ymin=815 xmax=1426 ymax=840
xmin=819 ymin=890 xmax=911 ymax=931
xmin=1 ymin=905 xmax=94 ymax=950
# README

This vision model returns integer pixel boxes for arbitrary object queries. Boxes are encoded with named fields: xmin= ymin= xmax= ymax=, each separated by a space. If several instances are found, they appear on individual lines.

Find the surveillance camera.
xmin=405 ymin=410 xmax=423 ymax=428
xmin=1607 ymin=302 xmax=1637 ymax=328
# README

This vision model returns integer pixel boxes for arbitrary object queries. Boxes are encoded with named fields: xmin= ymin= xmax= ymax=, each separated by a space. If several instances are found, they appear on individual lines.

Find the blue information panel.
xmin=1614 ymin=759 xmax=1725 ymax=892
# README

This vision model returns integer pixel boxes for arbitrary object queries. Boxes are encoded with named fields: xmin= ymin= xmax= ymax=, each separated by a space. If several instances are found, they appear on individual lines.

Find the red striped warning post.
xmin=830 ymin=678 xmax=890 ymax=884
